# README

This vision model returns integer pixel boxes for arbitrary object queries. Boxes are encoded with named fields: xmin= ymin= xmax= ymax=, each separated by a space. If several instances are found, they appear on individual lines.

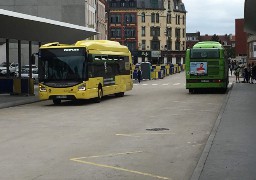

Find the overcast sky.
xmin=182 ymin=0 xmax=244 ymax=35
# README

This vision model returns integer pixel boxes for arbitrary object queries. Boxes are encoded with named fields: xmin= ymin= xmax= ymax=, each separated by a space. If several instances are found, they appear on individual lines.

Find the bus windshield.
xmin=190 ymin=49 xmax=220 ymax=59
xmin=39 ymin=48 xmax=87 ymax=82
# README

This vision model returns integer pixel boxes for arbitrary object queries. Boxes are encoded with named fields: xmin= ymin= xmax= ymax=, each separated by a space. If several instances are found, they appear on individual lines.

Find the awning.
xmin=244 ymin=0 xmax=256 ymax=34
xmin=0 ymin=9 xmax=97 ymax=44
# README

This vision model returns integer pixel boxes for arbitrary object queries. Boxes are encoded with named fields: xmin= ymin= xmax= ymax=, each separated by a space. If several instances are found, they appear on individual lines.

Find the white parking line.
xmin=173 ymin=83 xmax=181 ymax=86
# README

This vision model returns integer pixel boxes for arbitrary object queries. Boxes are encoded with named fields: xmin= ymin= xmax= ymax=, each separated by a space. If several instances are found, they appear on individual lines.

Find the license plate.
xmin=56 ymin=95 xmax=67 ymax=99
xmin=201 ymin=80 xmax=209 ymax=82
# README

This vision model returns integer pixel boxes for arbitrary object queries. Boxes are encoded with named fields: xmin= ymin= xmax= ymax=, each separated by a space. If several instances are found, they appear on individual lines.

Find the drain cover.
xmin=146 ymin=128 xmax=169 ymax=131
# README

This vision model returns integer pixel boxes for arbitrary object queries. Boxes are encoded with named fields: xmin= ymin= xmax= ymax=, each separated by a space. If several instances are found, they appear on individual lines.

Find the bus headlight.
xmin=78 ymin=84 xmax=86 ymax=91
xmin=39 ymin=85 xmax=47 ymax=92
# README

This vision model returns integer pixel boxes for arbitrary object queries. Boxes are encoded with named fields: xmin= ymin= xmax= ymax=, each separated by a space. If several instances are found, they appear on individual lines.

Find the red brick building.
xmin=235 ymin=19 xmax=247 ymax=57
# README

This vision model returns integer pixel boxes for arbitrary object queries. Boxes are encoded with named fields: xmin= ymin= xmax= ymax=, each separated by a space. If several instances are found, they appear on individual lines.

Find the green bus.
xmin=185 ymin=41 xmax=229 ymax=93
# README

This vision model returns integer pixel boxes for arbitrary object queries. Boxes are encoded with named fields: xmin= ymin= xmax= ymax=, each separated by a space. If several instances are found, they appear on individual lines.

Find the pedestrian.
xmin=243 ymin=67 xmax=249 ymax=83
xmin=248 ymin=64 xmax=252 ymax=83
xmin=252 ymin=63 xmax=256 ymax=84
xmin=137 ymin=69 xmax=142 ymax=83
xmin=229 ymin=62 xmax=233 ymax=76
xmin=235 ymin=66 xmax=240 ymax=83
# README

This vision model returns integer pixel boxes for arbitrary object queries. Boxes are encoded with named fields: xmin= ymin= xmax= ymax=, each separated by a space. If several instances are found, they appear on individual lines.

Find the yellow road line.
xmin=70 ymin=158 xmax=169 ymax=180
xmin=74 ymin=151 xmax=143 ymax=159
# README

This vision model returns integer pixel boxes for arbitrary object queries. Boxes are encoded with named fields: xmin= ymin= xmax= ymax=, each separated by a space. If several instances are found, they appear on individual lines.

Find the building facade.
xmin=97 ymin=0 xmax=107 ymax=40
xmin=106 ymin=0 xmax=137 ymax=62
xmin=107 ymin=0 xmax=186 ymax=65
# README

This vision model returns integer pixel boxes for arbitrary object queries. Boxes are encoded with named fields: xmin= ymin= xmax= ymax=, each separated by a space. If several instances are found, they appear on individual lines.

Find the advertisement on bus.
xmin=190 ymin=62 xmax=207 ymax=75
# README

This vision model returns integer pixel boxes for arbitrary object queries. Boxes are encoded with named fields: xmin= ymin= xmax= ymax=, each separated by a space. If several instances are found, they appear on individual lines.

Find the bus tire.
xmin=221 ymin=88 xmax=227 ymax=93
xmin=53 ymin=99 xmax=61 ymax=105
xmin=115 ymin=92 xmax=124 ymax=97
xmin=189 ymin=89 xmax=194 ymax=94
xmin=94 ymin=88 xmax=103 ymax=103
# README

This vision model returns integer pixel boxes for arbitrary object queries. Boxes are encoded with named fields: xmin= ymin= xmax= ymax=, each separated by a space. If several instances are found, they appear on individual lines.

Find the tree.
xmin=211 ymin=34 xmax=220 ymax=42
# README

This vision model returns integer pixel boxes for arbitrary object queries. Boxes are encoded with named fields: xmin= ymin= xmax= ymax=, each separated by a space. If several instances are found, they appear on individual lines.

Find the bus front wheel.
xmin=53 ymin=99 xmax=61 ymax=105
xmin=94 ymin=88 xmax=103 ymax=103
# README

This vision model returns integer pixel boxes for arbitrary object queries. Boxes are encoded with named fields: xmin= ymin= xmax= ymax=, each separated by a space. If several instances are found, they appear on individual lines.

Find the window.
xmin=167 ymin=14 xmax=172 ymax=24
xmin=142 ymin=27 xmax=146 ymax=36
xmin=141 ymin=12 xmax=145 ymax=23
xmin=166 ymin=27 xmax=172 ymax=37
xmin=182 ymin=15 xmax=185 ymax=25
xmin=111 ymin=2 xmax=117 ymax=7
xmin=142 ymin=40 xmax=146 ymax=50
xmin=175 ymin=28 xmax=180 ymax=38
xmin=175 ymin=41 xmax=180 ymax=50
xmin=110 ymin=14 xmax=121 ymax=24
xmin=176 ymin=14 xmax=180 ymax=25
xmin=125 ymin=28 xmax=136 ymax=38
xmin=125 ymin=13 xmax=136 ymax=23
xmin=150 ymin=27 xmax=160 ymax=36
xmin=110 ymin=28 xmax=121 ymax=38
xmin=156 ymin=13 xmax=159 ymax=23
xmin=127 ymin=42 xmax=136 ymax=51
xmin=129 ymin=0 xmax=135 ymax=7
xmin=151 ymin=41 xmax=160 ymax=50
xmin=151 ymin=13 xmax=155 ymax=23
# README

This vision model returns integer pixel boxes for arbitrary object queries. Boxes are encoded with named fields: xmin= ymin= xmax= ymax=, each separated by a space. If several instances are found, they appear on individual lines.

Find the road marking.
xmin=173 ymin=83 xmax=180 ymax=86
xmin=142 ymin=84 xmax=148 ymax=86
xmin=152 ymin=84 xmax=158 ymax=86
xmin=70 ymin=151 xmax=169 ymax=180
xmin=74 ymin=151 xmax=143 ymax=159
xmin=162 ymin=83 xmax=169 ymax=86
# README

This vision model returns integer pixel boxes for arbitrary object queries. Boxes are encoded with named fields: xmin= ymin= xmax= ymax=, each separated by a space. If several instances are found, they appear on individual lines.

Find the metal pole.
xmin=18 ymin=40 xmax=21 ymax=78
xmin=28 ymin=41 xmax=32 ymax=95
xmin=6 ymin=39 xmax=10 ymax=77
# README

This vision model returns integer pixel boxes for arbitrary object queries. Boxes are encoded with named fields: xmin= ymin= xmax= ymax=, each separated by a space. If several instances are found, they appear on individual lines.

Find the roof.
xmin=193 ymin=41 xmax=223 ymax=49
xmin=40 ymin=40 xmax=130 ymax=54
xmin=0 ymin=9 xmax=97 ymax=44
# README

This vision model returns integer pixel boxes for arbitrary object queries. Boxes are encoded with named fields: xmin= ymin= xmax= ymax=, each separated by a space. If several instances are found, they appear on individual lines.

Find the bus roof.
xmin=40 ymin=40 xmax=130 ymax=54
xmin=192 ymin=41 xmax=223 ymax=49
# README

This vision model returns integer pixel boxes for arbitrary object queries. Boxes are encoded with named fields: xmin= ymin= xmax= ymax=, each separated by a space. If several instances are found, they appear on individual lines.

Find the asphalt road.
xmin=0 ymin=72 xmax=228 ymax=180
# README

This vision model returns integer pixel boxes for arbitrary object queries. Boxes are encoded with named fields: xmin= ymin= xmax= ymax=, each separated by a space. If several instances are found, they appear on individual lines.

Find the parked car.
xmin=0 ymin=62 xmax=19 ymax=76
xmin=21 ymin=64 xmax=38 ymax=71
xmin=18 ymin=69 xmax=39 ymax=84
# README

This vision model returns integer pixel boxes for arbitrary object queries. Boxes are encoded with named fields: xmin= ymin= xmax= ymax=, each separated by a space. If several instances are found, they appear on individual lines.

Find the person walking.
xmin=229 ymin=62 xmax=233 ymax=76
xmin=137 ymin=69 xmax=142 ymax=83
xmin=235 ymin=66 xmax=240 ymax=83
xmin=248 ymin=64 xmax=252 ymax=83
xmin=243 ymin=67 xmax=249 ymax=83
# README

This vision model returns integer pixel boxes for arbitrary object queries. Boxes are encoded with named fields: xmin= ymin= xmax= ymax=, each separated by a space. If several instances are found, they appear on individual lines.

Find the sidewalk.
xmin=191 ymin=75 xmax=256 ymax=180
xmin=0 ymin=86 xmax=39 ymax=109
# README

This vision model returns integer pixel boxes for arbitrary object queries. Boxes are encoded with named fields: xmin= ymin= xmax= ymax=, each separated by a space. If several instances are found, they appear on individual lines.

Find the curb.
xmin=0 ymin=97 xmax=40 ymax=109
xmin=190 ymin=82 xmax=235 ymax=180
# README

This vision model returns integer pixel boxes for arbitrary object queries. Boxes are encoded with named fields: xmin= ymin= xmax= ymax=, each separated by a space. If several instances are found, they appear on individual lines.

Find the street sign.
xmin=151 ymin=51 xmax=161 ymax=57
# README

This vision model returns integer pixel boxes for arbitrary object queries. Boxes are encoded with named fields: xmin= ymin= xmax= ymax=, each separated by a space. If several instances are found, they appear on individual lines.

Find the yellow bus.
xmin=38 ymin=40 xmax=133 ymax=104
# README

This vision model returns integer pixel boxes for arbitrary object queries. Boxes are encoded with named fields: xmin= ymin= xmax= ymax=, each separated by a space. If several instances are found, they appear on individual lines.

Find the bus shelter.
xmin=0 ymin=9 xmax=97 ymax=95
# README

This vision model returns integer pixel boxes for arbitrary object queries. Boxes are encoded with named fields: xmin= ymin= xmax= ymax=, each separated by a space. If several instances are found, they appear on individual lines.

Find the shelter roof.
xmin=0 ymin=9 xmax=97 ymax=44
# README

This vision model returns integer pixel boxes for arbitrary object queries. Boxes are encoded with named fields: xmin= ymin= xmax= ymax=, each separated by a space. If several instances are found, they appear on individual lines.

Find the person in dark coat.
xmin=252 ymin=63 xmax=256 ymax=84
xmin=243 ymin=67 xmax=249 ymax=83
xmin=137 ymin=69 xmax=142 ymax=83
